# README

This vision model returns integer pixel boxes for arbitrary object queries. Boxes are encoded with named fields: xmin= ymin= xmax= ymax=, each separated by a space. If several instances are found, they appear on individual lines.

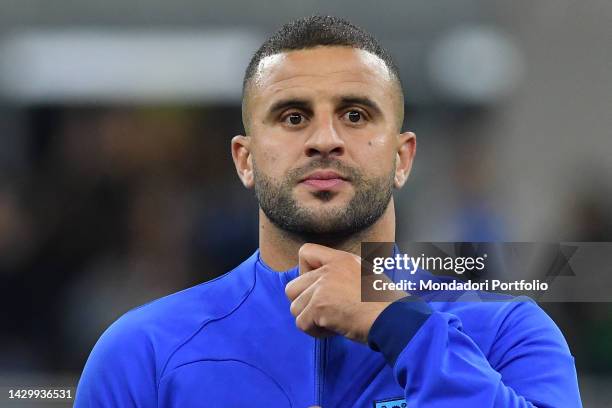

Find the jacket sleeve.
xmin=367 ymin=297 xmax=582 ymax=407
xmin=74 ymin=314 xmax=158 ymax=407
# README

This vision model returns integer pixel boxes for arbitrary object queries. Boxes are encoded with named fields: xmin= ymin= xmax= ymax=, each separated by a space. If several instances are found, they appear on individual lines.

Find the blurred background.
xmin=0 ymin=0 xmax=610 ymax=406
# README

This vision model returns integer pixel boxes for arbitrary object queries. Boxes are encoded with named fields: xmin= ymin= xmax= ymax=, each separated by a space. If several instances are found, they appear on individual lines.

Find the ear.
xmin=231 ymin=135 xmax=254 ymax=188
xmin=394 ymin=131 xmax=416 ymax=189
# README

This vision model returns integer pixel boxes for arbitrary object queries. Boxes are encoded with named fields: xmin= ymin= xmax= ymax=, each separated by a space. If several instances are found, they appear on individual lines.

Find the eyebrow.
xmin=267 ymin=98 xmax=313 ymax=116
xmin=265 ymin=94 xmax=384 ymax=118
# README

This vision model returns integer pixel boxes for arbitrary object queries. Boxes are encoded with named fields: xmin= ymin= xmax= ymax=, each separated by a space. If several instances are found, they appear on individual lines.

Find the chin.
xmin=303 ymin=198 xmax=350 ymax=211
xmin=301 ymin=207 xmax=350 ymax=227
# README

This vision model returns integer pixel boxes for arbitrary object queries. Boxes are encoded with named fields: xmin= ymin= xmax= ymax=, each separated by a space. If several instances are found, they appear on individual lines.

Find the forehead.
xmin=249 ymin=46 xmax=395 ymax=104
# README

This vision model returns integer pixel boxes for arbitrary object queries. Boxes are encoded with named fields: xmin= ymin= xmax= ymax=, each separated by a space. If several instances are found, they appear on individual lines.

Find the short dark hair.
xmin=243 ymin=15 xmax=402 ymax=95
xmin=241 ymin=16 xmax=404 ymax=132
xmin=243 ymin=16 xmax=402 ymax=97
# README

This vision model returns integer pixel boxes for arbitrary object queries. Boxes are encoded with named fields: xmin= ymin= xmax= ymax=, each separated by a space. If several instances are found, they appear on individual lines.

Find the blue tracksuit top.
xmin=75 ymin=249 xmax=582 ymax=407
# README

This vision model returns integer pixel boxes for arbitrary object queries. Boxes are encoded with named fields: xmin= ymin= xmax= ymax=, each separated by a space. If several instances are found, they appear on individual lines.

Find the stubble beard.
xmin=253 ymin=157 xmax=395 ymax=240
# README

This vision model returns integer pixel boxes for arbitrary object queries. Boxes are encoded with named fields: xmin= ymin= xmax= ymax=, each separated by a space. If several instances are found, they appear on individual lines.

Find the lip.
xmin=300 ymin=170 xmax=348 ymax=190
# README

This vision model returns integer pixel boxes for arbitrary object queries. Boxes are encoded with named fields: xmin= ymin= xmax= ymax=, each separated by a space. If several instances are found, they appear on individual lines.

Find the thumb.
xmin=299 ymin=243 xmax=338 ymax=275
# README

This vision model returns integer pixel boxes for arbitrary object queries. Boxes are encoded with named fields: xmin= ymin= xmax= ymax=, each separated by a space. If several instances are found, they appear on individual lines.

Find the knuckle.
xmin=315 ymin=314 xmax=328 ymax=328
xmin=289 ymin=301 xmax=299 ymax=317
xmin=312 ymin=299 xmax=327 ymax=315
xmin=311 ymin=285 xmax=323 ymax=302
xmin=285 ymin=284 xmax=296 ymax=300
xmin=316 ymin=273 xmax=331 ymax=288
xmin=295 ymin=315 xmax=308 ymax=331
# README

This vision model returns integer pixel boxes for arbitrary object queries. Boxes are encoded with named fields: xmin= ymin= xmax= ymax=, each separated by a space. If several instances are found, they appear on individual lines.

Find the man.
xmin=75 ymin=16 xmax=581 ymax=407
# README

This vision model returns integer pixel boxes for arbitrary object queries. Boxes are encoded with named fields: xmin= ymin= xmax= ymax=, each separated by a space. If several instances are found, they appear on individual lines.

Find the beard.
xmin=253 ymin=157 xmax=394 ymax=239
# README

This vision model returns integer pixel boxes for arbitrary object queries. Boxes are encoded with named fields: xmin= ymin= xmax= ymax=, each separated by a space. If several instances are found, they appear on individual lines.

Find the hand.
xmin=285 ymin=243 xmax=404 ymax=344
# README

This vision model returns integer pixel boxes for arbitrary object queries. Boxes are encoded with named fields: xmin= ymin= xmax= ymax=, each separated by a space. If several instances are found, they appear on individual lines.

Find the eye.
xmin=344 ymin=110 xmax=366 ymax=124
xmin=283 ymin=112 xmax=305 ymax=126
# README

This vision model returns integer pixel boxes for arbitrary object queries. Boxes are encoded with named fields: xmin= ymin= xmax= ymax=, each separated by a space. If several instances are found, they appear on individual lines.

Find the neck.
xmin=259 ymin=200 xmax=396 ymax=271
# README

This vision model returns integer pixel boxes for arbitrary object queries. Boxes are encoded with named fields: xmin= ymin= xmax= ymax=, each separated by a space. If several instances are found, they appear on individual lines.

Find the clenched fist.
xmin=285 ymin=243 xmax=405 ymax=344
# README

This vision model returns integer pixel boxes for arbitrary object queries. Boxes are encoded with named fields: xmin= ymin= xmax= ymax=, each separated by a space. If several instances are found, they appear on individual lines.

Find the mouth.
xmin=300 ymin=170 xmax=349 ymax=190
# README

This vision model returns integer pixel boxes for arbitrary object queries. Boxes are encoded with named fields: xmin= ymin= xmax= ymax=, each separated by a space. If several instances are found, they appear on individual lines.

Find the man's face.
xmin=239 ymin=46 xmax=409 ymax=237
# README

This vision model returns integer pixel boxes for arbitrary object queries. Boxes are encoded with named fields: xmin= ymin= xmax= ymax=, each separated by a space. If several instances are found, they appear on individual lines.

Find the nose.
xmin=303 ymin=117 xmax=345 ymax=158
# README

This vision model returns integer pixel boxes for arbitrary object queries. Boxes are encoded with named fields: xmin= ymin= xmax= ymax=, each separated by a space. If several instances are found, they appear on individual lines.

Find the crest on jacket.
xmin=373 ymin=397 xmax=407 ymax=408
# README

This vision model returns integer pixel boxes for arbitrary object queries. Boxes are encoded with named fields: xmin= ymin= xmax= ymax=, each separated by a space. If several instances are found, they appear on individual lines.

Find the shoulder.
xmin=79 ymin=252 xmax=259 ymax=385
xmin=124 ymin=256 xmax=256 ymax=330
xmin=116 ymin=253 xmax=255 ymax=347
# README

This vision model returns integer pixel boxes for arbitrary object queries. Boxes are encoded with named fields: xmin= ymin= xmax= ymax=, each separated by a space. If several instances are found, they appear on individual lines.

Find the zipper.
xmin=314 ymin=337 xmax=328 ymax=406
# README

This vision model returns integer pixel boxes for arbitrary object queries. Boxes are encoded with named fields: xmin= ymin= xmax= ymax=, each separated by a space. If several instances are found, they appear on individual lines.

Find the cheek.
xmin=260 ymin=149 xmax=278 ymax=165
xmin=355 ymin=135 xmax=396 ymax=175
xmin=254 ymin=153 xmax=277 ymax=178
xmin=253 ymin=132 xmax=304 ymax=169
xmin=253 ymin=144 xmax=292 ymax=179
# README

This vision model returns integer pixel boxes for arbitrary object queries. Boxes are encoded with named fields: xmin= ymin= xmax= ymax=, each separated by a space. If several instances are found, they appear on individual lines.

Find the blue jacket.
xmin=75 ymin=250 xmax=581 ymax=407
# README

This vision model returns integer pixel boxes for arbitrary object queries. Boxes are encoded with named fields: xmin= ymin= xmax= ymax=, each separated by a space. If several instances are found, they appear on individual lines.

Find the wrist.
xmin=355 ymin=301 xmax=393 ymax=344
xmin=367 ymin=297 xmax=433 ymax=365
